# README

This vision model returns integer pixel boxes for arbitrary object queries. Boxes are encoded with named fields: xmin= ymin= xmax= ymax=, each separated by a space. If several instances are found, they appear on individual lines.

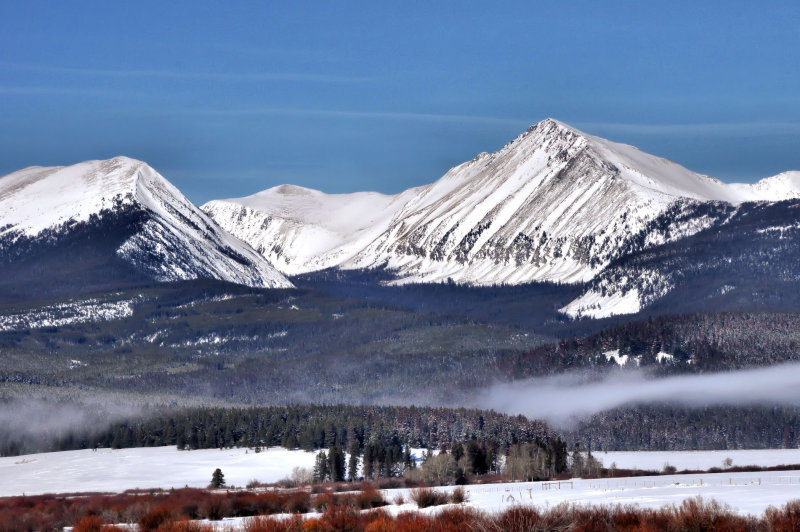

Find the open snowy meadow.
xmin=5 ymin=446 xmax=800 ymax=519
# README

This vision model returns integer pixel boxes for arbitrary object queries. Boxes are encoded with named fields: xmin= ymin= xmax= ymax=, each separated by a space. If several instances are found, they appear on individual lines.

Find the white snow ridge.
xmin=204 ymin=118 xmax=799 ymax=314
xmin=0 ymin=156 xmax=292 ymax=289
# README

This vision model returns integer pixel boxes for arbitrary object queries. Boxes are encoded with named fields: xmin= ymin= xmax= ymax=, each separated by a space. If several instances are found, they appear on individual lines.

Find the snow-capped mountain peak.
xmin=203 ymin=118 xmax=799 ymax=314
xmin=0 ymin=157 xmax=292 ymax=289
xmin=1 ymin=156 xmax=146 ymax=238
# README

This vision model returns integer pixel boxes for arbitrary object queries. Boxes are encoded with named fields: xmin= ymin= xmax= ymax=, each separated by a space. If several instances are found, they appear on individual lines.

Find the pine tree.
xmin=328 ymin=445 xmax=345 ymax=482
xmin=571 ymin=444 xmax=584 ymax=477
xmin=403 ymin=443 xmax=414 ymax=470
xmin=313 ymin=450 xmax=329 ymax=483
xmin=363 ymin=444 xmax=375 ymax=479
xmin=347 ymin=440 xmax=361 ymax=481
xmin=209 ymin=468 xmax=225 ymax=488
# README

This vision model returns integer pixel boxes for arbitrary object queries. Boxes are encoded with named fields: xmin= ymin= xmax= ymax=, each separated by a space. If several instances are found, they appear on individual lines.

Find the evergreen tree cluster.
xmin=0 ymin=403 xmax=552 ymax=457
xmin=567 ymin=404 xmax=800 ymax=451
xmin=501 ymin=312 xmax=800 ymax=377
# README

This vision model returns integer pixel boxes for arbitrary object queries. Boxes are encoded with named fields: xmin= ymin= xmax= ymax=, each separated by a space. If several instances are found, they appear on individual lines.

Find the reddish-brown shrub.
xmin=284 ymin=492 xmax=311 ymax=514
xmin=392 ymin=512 xmax=433 ymax=532
xmin=301 ymin=517 xmax=324 ymax=532
xmin=356 ymin=485 xmax=386 ymax=509
xmin=766 ymin=499 xmax=800 ymax=532
xmin=200 ymin=494 xmax=231 ymax=520
xmin=138 ymin=504 xmax=176 ymax=531
xmin=375 ymin=479 xmax=403 ymax=490
xmin=311 ymin=493 xmax=336 ymax=512
xmin=158 ymin=520 xmax=215 ymax=532
xmin=245 ymin=515 xmax=303 ymax=532
xmin=363 ymin=512 xmax=394 ymax=532
xmin=610 ymin=505 xmax=648 ymax=531
xmin=1 ymin=488 xmax=787 ymax=532
xmin=450 ymin=486 xmax=468 ymax=504
xmin=72 ymin=515 xmax=105 ymax=532
xmin=436 ymin=506 xmax=488 ymax=531
xmin=318 ymin=504 xmax=361 ymax=531
xmin=487 ymin=505 xmax=572 ymax=532
xmin=668 ymin=496 xmax=757 ymax=531
xmin=409 ymin=487 xmax=449 ymax=509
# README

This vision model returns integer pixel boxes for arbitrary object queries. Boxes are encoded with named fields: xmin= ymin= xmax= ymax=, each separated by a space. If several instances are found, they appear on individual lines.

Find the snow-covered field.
xmin=200 ymin=472 xmax=800 ymax=529
xmin=596 ymin=449 xmax=800 ymax=472
xmin=0 ymin=447 xmax=318 ymax=497
xmin=382 ymin=471 xmax=800 ymax=517
xmin=4 ymin=446 xmax=800 ymax=518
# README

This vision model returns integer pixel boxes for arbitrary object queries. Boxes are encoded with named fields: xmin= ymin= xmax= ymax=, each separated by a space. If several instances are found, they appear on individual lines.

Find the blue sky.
xmin=2 ymin=1 xmax=799 ymax=204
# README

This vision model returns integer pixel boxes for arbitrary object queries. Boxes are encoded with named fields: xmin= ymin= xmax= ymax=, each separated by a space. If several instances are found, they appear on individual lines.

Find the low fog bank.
xmin=0 ymin=398 xmax=143 ymax=443
xmin=475 ymin=363 xmax=800 ymax=427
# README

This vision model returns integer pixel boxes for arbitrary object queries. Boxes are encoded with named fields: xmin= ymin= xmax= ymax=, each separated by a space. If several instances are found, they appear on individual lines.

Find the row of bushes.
xmin=5 ymin=487 xmax=800 ymax=531
xmin=0 ymin=489 xmax=312 ymax=532
xmin=73 ymin=497 xmax=800 ymax=532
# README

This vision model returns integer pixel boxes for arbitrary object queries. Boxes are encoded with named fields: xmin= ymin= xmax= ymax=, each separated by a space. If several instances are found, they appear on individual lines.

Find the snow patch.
xmin=0 ymin=297 xmax=137 ymax=331
xmin=603 ymin=350 xmax=630 ymax=366
xmin=656 ymin=352 xmax=674 ymax=363
xmin=561 ymin=289 xmax=641 ymax=319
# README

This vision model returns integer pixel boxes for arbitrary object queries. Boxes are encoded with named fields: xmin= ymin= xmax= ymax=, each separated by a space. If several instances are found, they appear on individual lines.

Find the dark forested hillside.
xmin=581 ymin=199 xmax=800 ymax=318
xmin=0 ymin=279 xmax=559 ymax=407
xmin=498 ymin=312 xmax=800 ymax=378
xmin=568 ymin=404 xmax=800 ymax=451
xmin=0 ymin=205 xmax=151 ymax=301
xmin=0 ymin=403 xmax=555 ymax=458
xmin=291 ymin=269 xmax=590 ymax=336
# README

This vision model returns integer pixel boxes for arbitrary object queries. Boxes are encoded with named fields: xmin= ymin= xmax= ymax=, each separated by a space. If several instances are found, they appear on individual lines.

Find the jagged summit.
xmin=207 ymin=118 xmax=734 ymax=283
xmin=204 ymin=119 xmax=799 ymax=315
xmin=0 ymin=157 xmax=293 ymax=289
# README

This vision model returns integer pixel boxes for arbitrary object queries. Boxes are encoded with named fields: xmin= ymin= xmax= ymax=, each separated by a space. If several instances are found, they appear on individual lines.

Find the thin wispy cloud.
xmin=0 ymin=85 xmax=120 ymax=97
xmin=169 ymin=106 xmax=528 ymax=125
xmin=0 ymin=61 xmax=374 ymax=84
xmin=575 ymin=121 xmax=800 ymax=136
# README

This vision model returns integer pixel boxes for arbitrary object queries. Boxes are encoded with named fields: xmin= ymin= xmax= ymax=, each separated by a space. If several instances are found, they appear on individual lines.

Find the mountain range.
xmin=204 ymin=118 xmax=800 ymax=317
xmin=2 ymin=119 xmax=799 ymax=317
xmin=0 ymin=156 xmax=292 ymax=298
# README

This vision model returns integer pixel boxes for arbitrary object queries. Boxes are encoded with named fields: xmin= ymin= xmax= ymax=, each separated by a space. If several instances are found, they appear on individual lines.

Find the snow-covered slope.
xmin=203 ymin=185 xmax=415 ymax=274
xmin=0 ymin=157 xmax=292 ymax=288
xmin=730 ymin=171 xmax=800 ymax=201
xmin=205 ymin=119 xmax=800 ymax=291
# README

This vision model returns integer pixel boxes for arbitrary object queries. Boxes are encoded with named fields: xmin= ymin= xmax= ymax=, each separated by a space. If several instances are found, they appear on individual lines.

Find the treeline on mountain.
xmin=592 ymin=199 xmax=800 ymax=318
xmin=0 ymin=404 xmax=553 ymax=457
xmin=499 ymin=312 xmax=800 ymax=377
xmin=0 ymin=278 xmax=554 ymax=406
xmin=3 ymin=290 xmax=800 ymax=413
xmin=292 ymin=268 xmax=593 ymax=336
xmin=0 ymin=204 xmax=155 ymax=301
xmin=5 ymin=266 xmax=799 ymax=408
xmin=568 ymin=404 xmax=800 ymax=451
xmin=6 ymin=397 xmax=798 ymax=461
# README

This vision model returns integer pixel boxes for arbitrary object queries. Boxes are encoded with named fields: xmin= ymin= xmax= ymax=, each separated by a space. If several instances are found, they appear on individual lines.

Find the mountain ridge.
xmin=204 ymin=119 xmax=799 ymax=289
xmin=3 ymin=119 xmax=799 ymax=317
xmin=0 ymin=156 xmax=293 ymax=290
